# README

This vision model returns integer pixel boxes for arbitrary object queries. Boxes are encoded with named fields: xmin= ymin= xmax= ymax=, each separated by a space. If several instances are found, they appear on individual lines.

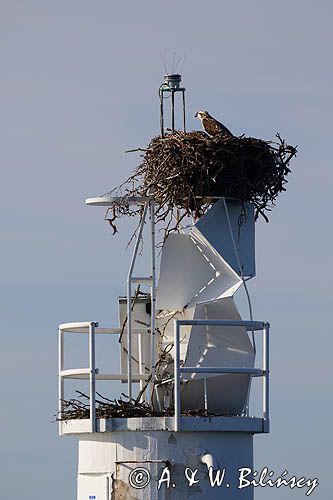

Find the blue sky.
xmin=1 ymin=1 xmax=332 ymax=498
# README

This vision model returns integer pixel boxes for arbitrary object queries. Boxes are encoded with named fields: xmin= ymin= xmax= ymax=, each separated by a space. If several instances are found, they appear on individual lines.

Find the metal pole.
xmin=244 ymin=380 xmax=251 ymax=417
xmin=203 ymin=305 xmax=208 ymax=411
xmin=58 ymin=327 xmax=64 ymax=435
xmin=160 ymin=91 xmax=164 ymax=137
xmin=176 ymin=319 xmax=264 ymax=329
xmin=150 ymin=199 xmax=156 ymax=398
xmin=203 ymin=378 xmax=208 ymax=411
xmin=89 ymin=322 xmax=96 ymax=433
xmin=174 ymin=320 xmax=181 ymax=431
xmin=171 ymin=91 xmax=175 ymax=132
xmin=127 ymin=202 xmax=149 ymax=401
xmin=263 ymin=322 xmax=270 ymax=432
xmin=138 ymin=333 xmax=144 ymax=400
xmin=182 ymin=90 xmax=186 ymax=132
xmin=127 ymin=279 xmax=132 ymax=401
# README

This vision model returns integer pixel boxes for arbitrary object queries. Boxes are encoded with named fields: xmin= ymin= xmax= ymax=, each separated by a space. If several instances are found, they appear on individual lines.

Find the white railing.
xmin=58 ymin=319 xmax=269 ymax=435
xmin=58 ymin=321 xmax=149 ymax=434
xmin=173 ymin=319 xmax=270 ymax=432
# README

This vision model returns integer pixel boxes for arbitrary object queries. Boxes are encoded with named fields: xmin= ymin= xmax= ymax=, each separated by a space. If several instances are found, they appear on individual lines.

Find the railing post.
xmin=203 ymin=378 xmax=208 ymax=411
xmin=263 ymin=322 xmax=270 ymax=432
xmin=127 ymin=279 xmax=132 ymax=401
xmin=58 ymin=327 xmax=64 ymax=435
xmin=138 ymin=333 xmax=144 ymax=401
xmin=89 ymin=321 xmax=97 ymax=433
xmin=174 ymin=320 xmax=181 ymax=431
xmin=150 ymin=198 xmax=156 ymax=396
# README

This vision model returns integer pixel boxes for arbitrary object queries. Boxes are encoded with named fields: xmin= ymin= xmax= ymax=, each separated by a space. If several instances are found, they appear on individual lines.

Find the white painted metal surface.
xmin=118 ymin=297 xmax=151 ymax=383
xmin=61 ymin=370 xmax=149 ymax=381
xmin=179 ymin=298 xmax=255 ymax=415
xmin=77 ymin=473 xmax=112 ymax=500
xmin=184 ymin=298 xmax=255 ymax=381
xmin=157 ymin=233 xmax=242 ymax=310
xmin=77 ymin=429 xmax=254 ymax=499
xmin=193 ymin=199 xmax=255 ymax=277
xmin=86 ymin=195 xmax=148 ymax=206
xmin=157 ymin=306 xmax=195 ymax=361
xmin=61 ymin=415 xmax=265 ymax=435
xmin=174 ymin=319 xmax=269 ymax=433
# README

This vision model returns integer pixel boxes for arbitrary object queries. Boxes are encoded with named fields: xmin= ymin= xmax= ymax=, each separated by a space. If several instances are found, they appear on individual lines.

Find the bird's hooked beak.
xmin=194 ymin=112 xmax=198 ymax=117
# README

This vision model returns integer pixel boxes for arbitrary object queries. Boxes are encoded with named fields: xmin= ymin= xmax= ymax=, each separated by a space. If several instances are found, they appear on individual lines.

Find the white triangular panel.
xmin=193 ymin=199 xmax=256 ymax=277
xmin=157 ymin=233 xmax=242 ymax=310
xmin=189 ymin=230 xmax=242 ymax=304
xmin=183 ymin=297 xmax=255 ymax=380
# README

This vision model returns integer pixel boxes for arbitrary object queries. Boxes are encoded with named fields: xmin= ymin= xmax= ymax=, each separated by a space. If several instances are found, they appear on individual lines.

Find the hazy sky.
xmin=1 ymin=1 xmax=332 ymax=498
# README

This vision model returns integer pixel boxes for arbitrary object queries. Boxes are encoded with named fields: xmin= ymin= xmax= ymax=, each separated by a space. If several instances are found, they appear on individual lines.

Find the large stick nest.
xmin=107 ymin=130 xmax=297 ymax=231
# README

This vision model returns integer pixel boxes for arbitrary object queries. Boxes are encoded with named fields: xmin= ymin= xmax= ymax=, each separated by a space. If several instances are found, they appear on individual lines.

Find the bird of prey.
xmin=195 ymin=110 xmax=233 ymax=137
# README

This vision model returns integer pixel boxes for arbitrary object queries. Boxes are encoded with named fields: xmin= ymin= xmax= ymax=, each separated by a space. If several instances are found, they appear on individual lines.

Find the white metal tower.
xmin=58 ymin=192 xmax=270 ymax=500
xmin=58 ymin=71 xmax=270 ymax=499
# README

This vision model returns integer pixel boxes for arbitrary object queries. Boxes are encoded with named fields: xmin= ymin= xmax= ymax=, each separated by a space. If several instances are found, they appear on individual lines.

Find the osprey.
xmin=195 ymin=110 xmax=233 ymax=137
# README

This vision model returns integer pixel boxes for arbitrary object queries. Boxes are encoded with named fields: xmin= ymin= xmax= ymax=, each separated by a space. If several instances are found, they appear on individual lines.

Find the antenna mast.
xmin=159 ymin=73 xmax=186 ymax=136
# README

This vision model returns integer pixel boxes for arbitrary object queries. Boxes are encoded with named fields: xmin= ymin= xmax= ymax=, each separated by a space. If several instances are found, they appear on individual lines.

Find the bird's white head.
xmin=195 ymin=110 xmax=210 ymax=119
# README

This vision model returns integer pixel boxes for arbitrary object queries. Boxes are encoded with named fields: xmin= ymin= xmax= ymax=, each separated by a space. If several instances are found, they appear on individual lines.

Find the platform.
xmin=60 ymin=415 xmax=268 ymax=435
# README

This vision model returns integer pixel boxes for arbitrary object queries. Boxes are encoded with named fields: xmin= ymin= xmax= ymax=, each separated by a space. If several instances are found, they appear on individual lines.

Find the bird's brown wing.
xmin=203 ymin=117 xmax=233 ymax=137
